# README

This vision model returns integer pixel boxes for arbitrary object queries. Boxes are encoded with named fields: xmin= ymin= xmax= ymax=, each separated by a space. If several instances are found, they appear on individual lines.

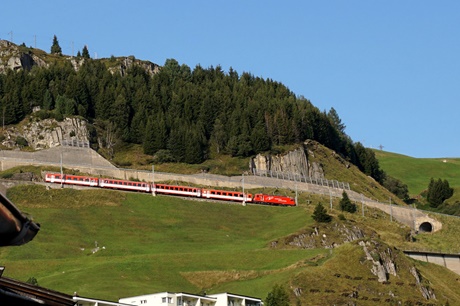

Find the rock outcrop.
xmin=250 ymin=140 xmax=325 ymax=179
xmin=0 ymin=40 xmax=48 ymax=73
xmin=2 ymin=117 xmax=89 ymax=150
xmin=0 ymin=40 xmax=160 ymax=77
xmin=114 ymin=56 xmax=160 ymax=77
xmin=359 ymin=240 xmax=397 ymax=282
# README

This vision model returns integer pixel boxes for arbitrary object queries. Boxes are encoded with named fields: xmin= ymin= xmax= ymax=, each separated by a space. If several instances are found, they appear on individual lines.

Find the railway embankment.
xmin=0 ymin=146 xmax=443 ymax=234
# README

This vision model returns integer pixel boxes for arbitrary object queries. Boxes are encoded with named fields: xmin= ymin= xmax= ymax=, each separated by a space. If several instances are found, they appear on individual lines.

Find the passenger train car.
xmin=44 ymin=172 xmax=296 ymax=206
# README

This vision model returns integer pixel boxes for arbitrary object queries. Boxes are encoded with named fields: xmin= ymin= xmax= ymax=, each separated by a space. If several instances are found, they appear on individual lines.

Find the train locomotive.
xmin=44 ymin=173 xmax=296 ymax=206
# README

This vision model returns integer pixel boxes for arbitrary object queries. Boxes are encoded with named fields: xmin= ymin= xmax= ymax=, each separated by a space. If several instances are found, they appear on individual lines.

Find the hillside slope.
xmin=0 ymin=182 xmax=459 ymax=304
xmin=375 ymin=150 xmax=460 ymax=203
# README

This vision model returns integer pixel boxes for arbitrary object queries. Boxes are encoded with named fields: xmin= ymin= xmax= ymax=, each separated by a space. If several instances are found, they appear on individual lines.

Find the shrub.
xmin=155 ymin=150 xmax=175 ymax=163
xmin=16 ymin=136 xmax=29 ymax=147
xmin=265 ymin=284 xmax=290 ymax=306
xmin=26 ymin=277 xmax=38 ymax=286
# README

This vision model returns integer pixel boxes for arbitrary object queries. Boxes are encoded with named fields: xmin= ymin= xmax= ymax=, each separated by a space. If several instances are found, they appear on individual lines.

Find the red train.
xmin=44 ymin=173 xmax=296 ymax=206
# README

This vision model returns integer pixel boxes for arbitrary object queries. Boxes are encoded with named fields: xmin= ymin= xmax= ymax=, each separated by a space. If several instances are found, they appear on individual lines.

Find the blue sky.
xmin=1 ymin=1 xmax=459 ymax=158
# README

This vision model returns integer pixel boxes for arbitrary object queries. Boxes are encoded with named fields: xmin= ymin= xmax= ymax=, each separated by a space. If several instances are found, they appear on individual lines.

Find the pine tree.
xmin=143 ymin=117 xmax=156 ymax=155
xmin=340 ymin=191 xmax=357 ymax=213
xmin=51 ymin=35 xmax=62 ymax=55
xmin=82 ymin=45 xmax=90 ymax=59
xmin=43 ymin=89 xmax=54 ymax=110
xmin=327 ymin=107 xmax=346 ymax=134
xmin=427 ymin=178 xmax=454 ymax=208
xmin=312 ymin=203 xmax=332 ymax=223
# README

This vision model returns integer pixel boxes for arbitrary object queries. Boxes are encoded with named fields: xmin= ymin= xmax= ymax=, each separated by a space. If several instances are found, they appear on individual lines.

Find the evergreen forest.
xmin=0 ymin=54 xmax=385 ymax=184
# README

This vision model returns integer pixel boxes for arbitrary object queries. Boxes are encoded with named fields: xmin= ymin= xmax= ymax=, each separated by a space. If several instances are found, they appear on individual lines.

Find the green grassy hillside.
xmin=1 ymin=186 xmax=319 ymax=300
xmin=374 ymin=150 xmax=460 ymax=202
xmin=1 ymin=184 xmax=460 ymax=304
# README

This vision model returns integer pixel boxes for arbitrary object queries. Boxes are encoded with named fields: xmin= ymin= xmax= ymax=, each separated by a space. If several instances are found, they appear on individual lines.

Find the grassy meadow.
xmin=374 ymin=150 xmax=460 ymax=201
xmin=0 ymin=185 xmax=324 ymax=300
xmin=1 ymin=146 xmax=460 ymax=303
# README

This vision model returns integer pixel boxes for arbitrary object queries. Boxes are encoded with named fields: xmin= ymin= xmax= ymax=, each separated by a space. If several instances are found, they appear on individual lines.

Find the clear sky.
xmin=1 ymin=1 xmax=459 ymax=158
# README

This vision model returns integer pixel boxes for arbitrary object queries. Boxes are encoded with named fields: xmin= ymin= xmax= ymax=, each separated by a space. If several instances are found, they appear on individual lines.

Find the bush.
xmin=155 ymin=150 xmax=175 ymax=163
xmin=34 ymin=110 xmax=51 ymax=120
xmin=265 ymin=284 xmax=290 ymax=306
xmin=16 ymin=136 xmax=29 ymax=147
xmin=26 ymin=277 xmax=38 ymax=286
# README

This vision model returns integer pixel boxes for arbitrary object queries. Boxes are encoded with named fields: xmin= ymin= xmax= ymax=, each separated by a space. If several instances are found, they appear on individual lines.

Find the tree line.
xmin=0 ymin=42 xmax=389 ymax=184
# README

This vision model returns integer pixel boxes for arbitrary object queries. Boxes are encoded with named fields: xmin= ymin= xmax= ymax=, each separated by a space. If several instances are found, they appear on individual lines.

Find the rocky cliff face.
xmin=0 ymin=40 xmax=160 ymax=76
xmin=250 ymin=140 xmax=325 ymax=179
xmin=2 ymin=117 xmax=89 ymax=150
xmin=0 ymin=40 xmax=48 ymax=72
xmin=111 ymin=56 xmax=160 ymax=77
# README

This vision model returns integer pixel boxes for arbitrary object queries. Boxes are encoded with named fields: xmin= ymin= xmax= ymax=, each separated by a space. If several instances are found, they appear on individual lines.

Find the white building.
xmin=207 ymin=293 xmax=263 ymax=306
xmin=74 ymin=296 xmax=133 ymax=306
xmin=118 ymin=292 xmax=263 ymax=306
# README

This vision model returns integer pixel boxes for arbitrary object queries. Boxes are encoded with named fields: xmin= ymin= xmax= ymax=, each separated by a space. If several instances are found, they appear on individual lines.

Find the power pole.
xmin=329 ymin=189 xmax=332 ymax=210
xmin=60 ymin=151 xmax=63 ymax=188
xmin=151 ymin=165 xmax=156 ymax=196
xmin=295 ymin=184 xmax=298 ymax=206
xmin=242 ymin=173 xmax=246 ymax=206
xmin=389 ymin=197 xmax=393 ymax=222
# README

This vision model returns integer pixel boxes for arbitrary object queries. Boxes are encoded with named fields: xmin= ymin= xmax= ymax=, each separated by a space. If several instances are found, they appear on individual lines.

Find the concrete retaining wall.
xmin=405 ymin=251 xmax=460 ymax=275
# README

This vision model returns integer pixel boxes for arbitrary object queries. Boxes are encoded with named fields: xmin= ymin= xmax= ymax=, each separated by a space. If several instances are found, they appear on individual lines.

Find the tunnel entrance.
xmin=419 ymin=222 xmax=433 ymax=233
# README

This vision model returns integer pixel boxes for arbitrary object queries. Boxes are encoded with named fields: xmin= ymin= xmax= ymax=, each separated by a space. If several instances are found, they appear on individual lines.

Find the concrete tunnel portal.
xmin=419 ymin=222 xmax=433 ymax=233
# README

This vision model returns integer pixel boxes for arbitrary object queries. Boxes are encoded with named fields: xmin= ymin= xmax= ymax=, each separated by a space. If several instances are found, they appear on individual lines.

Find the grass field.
xmin=0 ymin=185 xmax=325 ymax=301
xmin=2 ymin=146 xmax=460 ymax=303
xmin=0 ymin=181 xmax=460 ymax=303
xmin=374 ymin=150 xmax=460 ymax=200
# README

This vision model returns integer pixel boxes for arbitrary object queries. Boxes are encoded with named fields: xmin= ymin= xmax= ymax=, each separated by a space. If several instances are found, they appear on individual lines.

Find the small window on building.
xmin=168 ymin=297 xmax=173 ymax=303
xmin=162 ymin=297 xmax=167 ymax=303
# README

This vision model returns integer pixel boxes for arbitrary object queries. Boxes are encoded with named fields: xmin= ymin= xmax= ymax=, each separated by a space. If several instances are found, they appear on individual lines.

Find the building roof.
xmin=73 ymin=296 xmax=133 ymax=306
xmin=207 ymin=292 xmax=263 ymax=302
